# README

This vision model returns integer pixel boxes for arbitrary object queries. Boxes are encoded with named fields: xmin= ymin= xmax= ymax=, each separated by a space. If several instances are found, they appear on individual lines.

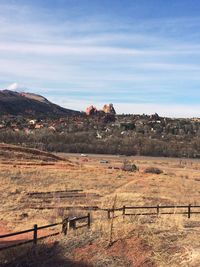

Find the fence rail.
xmin=0 ymin=213 xmax=90 ymax=251
xmin=107 ymin=204 xmax=200 ymax=219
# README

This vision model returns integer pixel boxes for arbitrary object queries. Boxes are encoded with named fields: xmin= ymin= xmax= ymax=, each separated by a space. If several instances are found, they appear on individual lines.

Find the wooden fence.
xmin=1 ymin=204 xmax=200 ymax=251
xmin=0 ymin=213 xmax=90 ymax=251
xmin=107 ymin=204 xmax=200 ymax=219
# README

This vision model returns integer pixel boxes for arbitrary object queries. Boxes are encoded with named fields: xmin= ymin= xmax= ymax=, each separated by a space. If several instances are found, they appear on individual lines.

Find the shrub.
xmin=122 ymin=160 xmax=138 ymax=172
xmin=144 ymin=167 xmax=163 ymax=174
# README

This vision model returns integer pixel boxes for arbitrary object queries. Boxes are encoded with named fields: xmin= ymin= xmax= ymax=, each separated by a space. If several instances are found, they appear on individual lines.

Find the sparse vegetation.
xmin=1 ymin=149 xmax=200 ymax=266
xmin=122 ymin=160 xmax=138 ymax=172
xmin=144 ymin=167 xmax=163 ymax=174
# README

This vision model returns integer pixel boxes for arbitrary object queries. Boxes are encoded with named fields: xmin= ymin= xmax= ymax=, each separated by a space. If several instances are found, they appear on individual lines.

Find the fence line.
xmin=1 ymin=204 xmax=200 ymax=251
xmin=0 ymin=213 xmax=90 ymax=251
xmin=107 ymin=204 xmax=200 ymax=219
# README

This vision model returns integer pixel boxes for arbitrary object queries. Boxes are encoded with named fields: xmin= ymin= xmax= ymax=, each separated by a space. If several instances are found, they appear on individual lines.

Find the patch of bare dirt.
xmin=72 ymin=236 xmax=155 ymax=267
xmin=0 ymin=220 xmax=59 ymax=250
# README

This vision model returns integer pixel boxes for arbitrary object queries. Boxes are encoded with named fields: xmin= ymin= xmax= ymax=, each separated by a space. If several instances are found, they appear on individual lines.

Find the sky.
xmin=1 ymin=0 xmax=200 ymax=117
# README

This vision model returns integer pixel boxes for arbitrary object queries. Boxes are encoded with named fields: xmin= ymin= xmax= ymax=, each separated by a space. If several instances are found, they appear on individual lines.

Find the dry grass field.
xmin=1 ymin=145 xmax=200 ymax=266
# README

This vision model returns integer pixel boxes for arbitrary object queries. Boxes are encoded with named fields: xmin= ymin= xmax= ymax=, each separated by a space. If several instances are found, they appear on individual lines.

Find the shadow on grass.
xmin=0 ymin=242 xmax=91 ymax=267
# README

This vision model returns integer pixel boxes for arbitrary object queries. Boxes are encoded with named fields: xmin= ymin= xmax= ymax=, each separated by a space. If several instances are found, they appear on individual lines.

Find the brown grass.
xmin=1 ymin=152 xmax=200 ymax=266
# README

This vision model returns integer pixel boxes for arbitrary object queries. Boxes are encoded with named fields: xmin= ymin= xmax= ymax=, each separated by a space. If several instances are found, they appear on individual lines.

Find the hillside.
xmin=0 ymin=143 xmax=65 ymax=162
xmin=0 ymin=112 xmax=200 ymax=158
xmin=0 ymin=90 xmax=79 ymax=117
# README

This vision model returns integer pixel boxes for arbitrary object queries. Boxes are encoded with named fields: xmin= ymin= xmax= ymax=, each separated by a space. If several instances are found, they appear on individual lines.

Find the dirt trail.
xmin=0 ymin=223 xmax=59 ymax=249
xmin=0 ymin=225 xmax=30 ymax=249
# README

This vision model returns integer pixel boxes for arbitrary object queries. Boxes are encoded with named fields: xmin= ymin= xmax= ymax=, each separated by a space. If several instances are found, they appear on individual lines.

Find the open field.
xmin=1 ymin=146 xmax=200 ymax=266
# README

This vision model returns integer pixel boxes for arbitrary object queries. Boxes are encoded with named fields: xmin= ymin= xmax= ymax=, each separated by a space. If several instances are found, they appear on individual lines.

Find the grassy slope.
xmin=1 ymin=154 xmax=200 ymax=266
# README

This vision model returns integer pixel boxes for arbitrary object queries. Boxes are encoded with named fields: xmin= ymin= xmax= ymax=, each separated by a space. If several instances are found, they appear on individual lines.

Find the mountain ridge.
xmin=0 ymin=89 xmax=79 ymax=117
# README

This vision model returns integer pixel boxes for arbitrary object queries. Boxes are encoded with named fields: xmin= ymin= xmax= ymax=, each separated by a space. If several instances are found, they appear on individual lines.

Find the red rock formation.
xmin=86 ymin=105 xmax=98 ymax=115
xmin=103 ymin=104 xmax=116 ymax=114
xmin=86 ymin=104 xmax=116 ymax=115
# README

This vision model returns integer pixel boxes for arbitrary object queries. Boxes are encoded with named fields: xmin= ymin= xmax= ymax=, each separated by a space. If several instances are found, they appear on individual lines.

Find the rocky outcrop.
xmin=103 ymin=104 xmax=116 ymax=114
xmin=86 ymin=104 xmax=116 ymax=115
xmin=86 ymin=105 xmax=98 ymax=115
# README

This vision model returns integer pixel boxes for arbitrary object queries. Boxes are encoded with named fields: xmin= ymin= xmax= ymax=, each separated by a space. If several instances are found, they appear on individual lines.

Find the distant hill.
xmin=0 ymin=90 xmax=79 ymax=117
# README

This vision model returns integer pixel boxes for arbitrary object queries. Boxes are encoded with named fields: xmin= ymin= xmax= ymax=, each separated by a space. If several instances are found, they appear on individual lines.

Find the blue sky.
xmin=1 ymin=0 xmax=200 ymax=117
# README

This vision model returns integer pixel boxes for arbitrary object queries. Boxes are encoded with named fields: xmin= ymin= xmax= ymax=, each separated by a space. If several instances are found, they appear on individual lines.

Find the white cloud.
xmin=0 ymin=42 xmax=144 ymax=56
xmin=7 ymin=82 xmax=19 ymax=90
xmin=1 ymin=41 xmax=200 ymax=58
xmin=6 ymin=82 xmax=25 ymax=92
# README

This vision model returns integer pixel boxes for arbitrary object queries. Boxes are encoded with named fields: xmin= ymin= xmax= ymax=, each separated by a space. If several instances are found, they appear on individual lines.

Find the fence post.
xmin=69 ymin=219 xmax=76 ymax=230
xmin=157 ymin=205 xmax=160 ymax=216
xmin=88 ymin=213 xmax=91 ymax=228
xmin=188 ymin=204 xmax=191 ymax=218
xmin=62 ymin=218 xmax=68 ymax=235
xmin=108 ymin=209 xmax=111 ymax=219
xmin=33 ymin=224 xmax=38 ymax=245
xmin=122 ymin=206 xmax=126 ymax=219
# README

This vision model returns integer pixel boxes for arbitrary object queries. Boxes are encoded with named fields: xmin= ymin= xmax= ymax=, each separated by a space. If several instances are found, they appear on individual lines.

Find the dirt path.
xmin=0 ymin=225 xmax=31 ymax=249
xmin=0 ymin=223 xmax=58 ymax=249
